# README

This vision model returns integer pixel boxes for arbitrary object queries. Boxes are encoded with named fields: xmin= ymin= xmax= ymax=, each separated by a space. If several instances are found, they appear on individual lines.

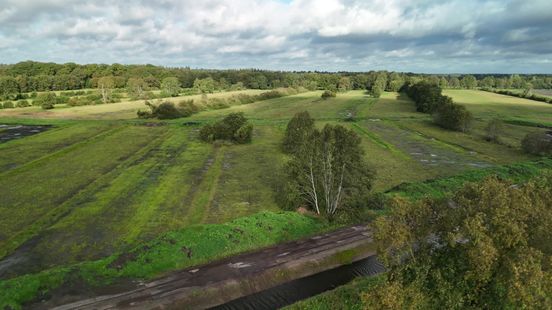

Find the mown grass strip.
xmin=351 ymin=123 xmax=409 ymax=159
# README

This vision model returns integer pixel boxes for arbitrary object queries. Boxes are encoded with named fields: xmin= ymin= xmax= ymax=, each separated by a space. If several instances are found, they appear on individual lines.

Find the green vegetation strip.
xmin=0 ymin=212 xmax=328 ymax=310
xmin=351 ymin=123 xmax=406 ymax=159
xmin=284 ymin=275 xmax=385 ymax=310
xmin=387 ymin=158 xmax=552 ymax=200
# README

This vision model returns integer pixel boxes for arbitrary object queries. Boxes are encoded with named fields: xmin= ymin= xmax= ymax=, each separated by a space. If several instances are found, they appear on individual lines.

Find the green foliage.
xmin=522 ymin=131 xmax=552 ymax=156
xmin=388 ymin=158 xmax=552 ymax=200
xmin=0 ymin=211 xmax=327 ymax=309
xmin=432 ymin=100 xmax=473 ymax=132
xmin=484 ymin=118 xmax=504 ymax=143
xmin=2 ymin=101 xmax=14 ymax=108
xmin=365 ymin=175 xmax=552 ymax=309
xmin=0 ymin=76 xmax=20 ymax=100
xmin=137 ymin=101 xmax=183 ymax=119
xmin=193 ymin=77 xmax=216 ymax=93
xmin=126 ymin=77 xmax=147 ymax=99
xmin=177 ymin=99 xmax=200 ymax=117
xmin=404 ymin=81 xmax=445 ymax=113
xmin=284 ymin=123 xmax=375 ymax=217
xmin=161 ymin=77 xmax=181 ymax=97
xmin=321 ymin=90 xmax=336 ymax=99
xmin=15 ymin=99 xmax=30 ymax=108
xmin=33 ymin=92 xmax=57 ymax=110
xmin=234 ymin=123 xmax=254 ymax=144
xmin=282 ymin=111 xmax=315 ymax=154
xmin=461 ymin=74 xmax=478 ymax=89
xmin=199 ymin=112 xmax=253 ymax=144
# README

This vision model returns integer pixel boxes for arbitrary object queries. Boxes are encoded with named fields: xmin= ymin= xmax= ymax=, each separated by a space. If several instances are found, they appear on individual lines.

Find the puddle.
xmin=0 ymin=124 xmax=52 ymax=143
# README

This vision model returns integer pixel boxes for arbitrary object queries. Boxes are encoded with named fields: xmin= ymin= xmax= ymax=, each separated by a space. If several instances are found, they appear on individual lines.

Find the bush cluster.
xmin=199 ymin=112 xmax=253 ymax=144
xmin=67 ymin=93 xmax=122 ymax=106
xmin=482 ymin=88 xmax=552 ymax=104
xmin=521 ymin=131 xmax=552 ymax=156
xmin=136 ymin=88 xmax=304 ymax=120
xmin=321 ymin=90 xmax=336 ymax=99
xmin=433 ymin=101 xmax=473 ymax=132
xmin=404 ymin=82 xmax=473 ymax=132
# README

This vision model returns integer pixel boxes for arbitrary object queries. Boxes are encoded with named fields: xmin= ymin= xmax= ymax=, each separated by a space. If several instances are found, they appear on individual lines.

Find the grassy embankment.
xmin=0 ymin=212 xmax=328 ymax=309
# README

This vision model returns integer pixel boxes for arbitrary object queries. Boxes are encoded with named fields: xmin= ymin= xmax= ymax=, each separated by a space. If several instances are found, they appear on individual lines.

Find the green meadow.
xmin=0 ymin=88 xmax=551 ymax=308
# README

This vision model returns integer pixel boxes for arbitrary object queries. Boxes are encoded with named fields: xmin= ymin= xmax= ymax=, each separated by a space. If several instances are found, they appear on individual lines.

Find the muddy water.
xmin=0 ymin=124 xmax=52 ymax=143
xmin=211 ymin=255 xmax=384 ymax=310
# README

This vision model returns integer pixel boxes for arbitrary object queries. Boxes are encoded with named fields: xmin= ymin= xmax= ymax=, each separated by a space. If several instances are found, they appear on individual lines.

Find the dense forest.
xmin=1 ymin=61 xmax=552 ymax=100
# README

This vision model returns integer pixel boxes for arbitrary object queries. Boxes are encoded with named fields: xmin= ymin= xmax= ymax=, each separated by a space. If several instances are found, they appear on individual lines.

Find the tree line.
xmin=1 ymin=61 xmax=551 ymax=100
xmin=404 ymin=81 xmax=473 ymax=132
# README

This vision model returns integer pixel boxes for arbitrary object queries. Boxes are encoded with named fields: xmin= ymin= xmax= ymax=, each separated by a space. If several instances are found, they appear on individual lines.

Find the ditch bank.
xmin=51 ymin=225 xmax=377 ymax=310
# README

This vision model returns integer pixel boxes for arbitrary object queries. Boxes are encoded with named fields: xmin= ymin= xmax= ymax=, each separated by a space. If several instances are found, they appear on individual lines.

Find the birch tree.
xmin=97 ymin=76 xmax=114 ymax=104
xmin=285 ymin=121 xmax=374 ymax=217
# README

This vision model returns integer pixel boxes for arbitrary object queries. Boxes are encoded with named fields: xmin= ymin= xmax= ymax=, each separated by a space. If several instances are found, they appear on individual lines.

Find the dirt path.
xmin=49 ymin=225 xmax=374 ymax=310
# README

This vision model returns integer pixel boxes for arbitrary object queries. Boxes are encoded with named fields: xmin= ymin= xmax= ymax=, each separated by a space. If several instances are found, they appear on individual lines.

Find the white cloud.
xmin=0 ymin=0 xmax=551 ymax=72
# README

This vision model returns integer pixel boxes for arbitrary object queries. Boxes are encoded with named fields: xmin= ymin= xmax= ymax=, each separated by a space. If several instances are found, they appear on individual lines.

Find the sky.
xmin=0 ymin=0 xmax=551 ymax=73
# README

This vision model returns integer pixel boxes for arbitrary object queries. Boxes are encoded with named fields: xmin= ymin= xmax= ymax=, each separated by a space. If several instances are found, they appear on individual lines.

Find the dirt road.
xmin=51 ymin=224 xmax=374 ymax=310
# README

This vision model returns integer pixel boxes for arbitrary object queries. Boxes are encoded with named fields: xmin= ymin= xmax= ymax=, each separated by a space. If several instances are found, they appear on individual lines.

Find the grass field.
xmin=0 ymin=88 xmax=550 ymax=305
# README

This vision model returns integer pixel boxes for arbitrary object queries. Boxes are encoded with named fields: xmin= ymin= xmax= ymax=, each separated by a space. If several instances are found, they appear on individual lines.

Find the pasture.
xmin=0 ymin=88 xmax=550 ymax=278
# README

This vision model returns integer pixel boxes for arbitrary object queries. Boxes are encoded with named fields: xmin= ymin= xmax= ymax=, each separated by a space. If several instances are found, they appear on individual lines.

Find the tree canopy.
xmin=363 ymin=174 xmax=552 ymax=309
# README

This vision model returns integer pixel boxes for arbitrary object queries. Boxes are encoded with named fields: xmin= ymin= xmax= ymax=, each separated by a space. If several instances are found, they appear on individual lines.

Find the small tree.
xmin=285 ymin=124 xmax=375 ymax=217
xmin=161 ymin=77 xmax=181 ymax=97
xmin=199 ymin=112 xmax=253 ymax=144
xmin=282 ymin=111 xmax=315 ymax=154
xmin=485 ymin=118 xmax=504 ymax=143
xmin=521 ymin=131 xmax=552 ymax=156
xmin=35 ymin=92 xmax=57 ymax=110
xmin=321 ymin=90 xmax=336 ymax=99
xmin=97 ymin=76 xmax=115 ymax=104
xmin=433 ymin=101 xmax=473 ymax=132
xmin=127 ymin=78 xmax=147 ymax=99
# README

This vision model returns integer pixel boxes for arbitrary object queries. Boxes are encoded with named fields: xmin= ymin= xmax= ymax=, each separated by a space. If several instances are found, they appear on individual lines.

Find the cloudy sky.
xmin=0 ymin=0 xmax=551 ymax=73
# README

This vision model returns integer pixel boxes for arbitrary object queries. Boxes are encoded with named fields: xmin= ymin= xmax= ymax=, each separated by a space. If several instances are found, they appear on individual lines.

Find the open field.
xmin=0 ymin=90 xmax=264 ymax=120
xmin=0 ymin=88 xmax=551 ymax=308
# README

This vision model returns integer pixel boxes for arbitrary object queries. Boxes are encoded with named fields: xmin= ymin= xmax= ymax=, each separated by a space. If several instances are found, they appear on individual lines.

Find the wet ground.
xmin=363 ymin=120 xmax=492 ymax=170
xmin=0 ymin=124 xmax=52 ymax=143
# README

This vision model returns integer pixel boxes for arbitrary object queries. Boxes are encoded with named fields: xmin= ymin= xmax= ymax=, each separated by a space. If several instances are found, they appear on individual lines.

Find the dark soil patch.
xmin=0 ymin=124 xmax=53 ymax=143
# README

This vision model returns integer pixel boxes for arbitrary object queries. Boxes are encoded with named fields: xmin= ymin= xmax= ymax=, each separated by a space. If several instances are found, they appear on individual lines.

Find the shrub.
xmin=199 ymin=124 xmax=215 ymax=142
xmin=234 ymin=124 xmax=253 ymax=144
xmin=365 ymin=192 xmax=388 ymax=210
xmin=433 ymin=102 xmax=473 ymax=132
xmin=2 ymin=101 xmax=14 ymax=109
xmin=521 ymin=131 xmax=552 ymax=156
xmin=151 ymin=101 xmax=182 ymax=119
xmin=207 ymin=98 xmax=230 ymax=110
xmin=34 ymin=93 xmax=57 ymax=110
xmin=321 ymin=90 xmax=336 ymax=99
xmin=199 ymin=112 xmax=252 ymax=144
xmin=178 ymin=99 xmax=200 ymax=117
xmin=16 ymin=100 xmax=30 ymax=108
xmin=0 ymin=102 xmax=3 ymax=109
xmin=136 ymin=101 xmax=182 ymax=119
